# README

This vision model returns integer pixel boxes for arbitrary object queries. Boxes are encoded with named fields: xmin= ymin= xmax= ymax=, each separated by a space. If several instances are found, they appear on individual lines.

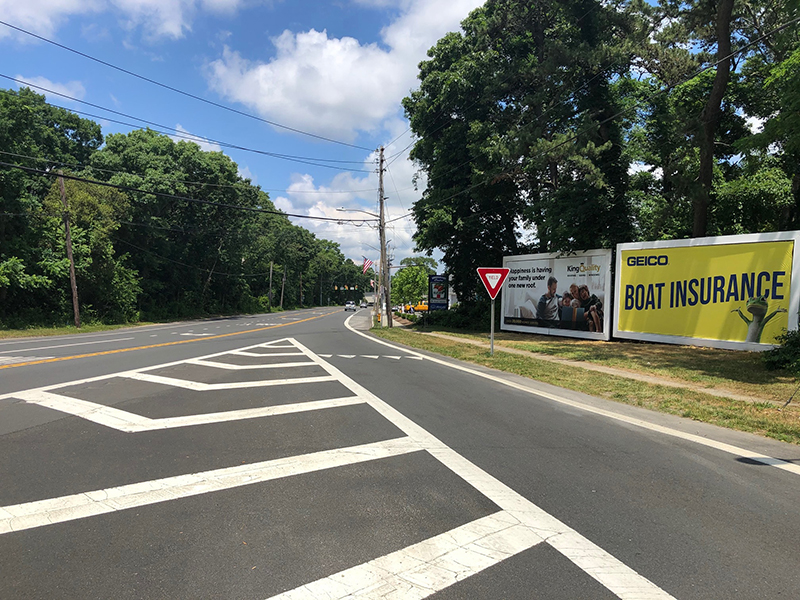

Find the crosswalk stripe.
xmin=0 ymin=438 xmax=420 ymax=535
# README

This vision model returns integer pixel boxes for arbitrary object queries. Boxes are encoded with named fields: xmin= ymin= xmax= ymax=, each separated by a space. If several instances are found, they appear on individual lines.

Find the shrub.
xmin=763 ymin=329 xmax=800 ymax=373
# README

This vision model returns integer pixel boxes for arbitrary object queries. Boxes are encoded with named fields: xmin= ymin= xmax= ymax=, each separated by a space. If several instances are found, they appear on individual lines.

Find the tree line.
xmin=0 ymin=88 xmax=373 ymax=328
xmin=403 ymin=0 xmax=799 ymax=302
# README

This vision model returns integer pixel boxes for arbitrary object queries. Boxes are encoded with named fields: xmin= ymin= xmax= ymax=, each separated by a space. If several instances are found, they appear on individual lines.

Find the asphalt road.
xmin=1 ymin=308 xmax=799 ymax=599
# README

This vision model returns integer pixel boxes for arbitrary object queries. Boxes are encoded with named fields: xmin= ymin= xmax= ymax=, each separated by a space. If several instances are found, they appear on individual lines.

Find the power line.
xmin=0 ymin=150 xmax=378 ymax=196
xmin=0 ymin=161 xmax=379 ymax=224
xmin=0 ymin=83 xmax=372 ymax=173
xmin=0 ymin=19 xmax=373 ymax=152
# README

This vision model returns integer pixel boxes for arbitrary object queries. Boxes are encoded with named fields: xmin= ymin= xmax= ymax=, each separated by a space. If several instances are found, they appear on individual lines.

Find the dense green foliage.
xmin=403 ymin=0 xmax=800 ymax=302
xmin=0 ymin=89 xmax=372 ymax=328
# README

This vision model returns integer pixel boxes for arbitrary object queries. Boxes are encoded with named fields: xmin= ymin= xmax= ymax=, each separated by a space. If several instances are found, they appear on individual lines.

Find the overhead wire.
xmin=0 ymin=19 xmax=373 ymax=152
xmin=0 ymin=81 xmax=372 ymax=173
xmin=0 ymin=150 xmax=378 ymax=196
xmin=0 ymin=161 xmax=379 ymax=224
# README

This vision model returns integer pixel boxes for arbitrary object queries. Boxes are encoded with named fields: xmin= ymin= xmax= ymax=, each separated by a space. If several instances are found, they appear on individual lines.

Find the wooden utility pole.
xmin=280 ymin=266 xmax=286 ymax=308
xmin=58 ymin=171 xmax=80 ymax=328
xmin=268 ymin=261 xmax=273 ymax=310
xmin=378 ymin=146 xmax=391 ymax=328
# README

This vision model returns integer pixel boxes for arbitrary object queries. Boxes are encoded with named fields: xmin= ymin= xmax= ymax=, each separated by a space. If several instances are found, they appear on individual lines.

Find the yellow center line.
xmin=0 ymin=311 xmax=339 ymax=370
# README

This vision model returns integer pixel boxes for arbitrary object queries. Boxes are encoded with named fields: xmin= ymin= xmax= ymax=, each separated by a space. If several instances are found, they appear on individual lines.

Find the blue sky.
xmin=1 ymin=0 xmax=486 ymax=266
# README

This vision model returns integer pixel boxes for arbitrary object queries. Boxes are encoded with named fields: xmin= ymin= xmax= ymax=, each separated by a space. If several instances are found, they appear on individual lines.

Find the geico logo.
xmin=626 ymin=255 xmax=668 ymax=267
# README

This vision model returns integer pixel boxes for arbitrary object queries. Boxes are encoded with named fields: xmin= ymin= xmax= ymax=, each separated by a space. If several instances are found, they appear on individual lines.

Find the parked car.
xmin=360 ymin=301 xmax=368 ymax=308
xmin=403 ymin=301 xmax=428 ymax=312
xmin=344 ymin=300 xmax=357 ymax=311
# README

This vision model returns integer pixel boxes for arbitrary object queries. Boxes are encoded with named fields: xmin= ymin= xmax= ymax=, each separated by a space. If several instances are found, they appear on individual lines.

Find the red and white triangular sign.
xmin=477 ymin=267 xmax=510 ymax=300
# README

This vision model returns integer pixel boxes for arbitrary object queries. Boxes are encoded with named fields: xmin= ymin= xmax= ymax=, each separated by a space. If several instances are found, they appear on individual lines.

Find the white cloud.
xmin=171 ymin=123 xmax=222 ymax=152
xmin=14 ymin=75 xmax=86 ymax=102
xmin=746 ymin=115 xmax=766 ymax=134
xmin=205 ymin=0 xmax=484 ymax=141
xmin=0 ymin=0 xmax=103 ymax=41
xmin=0 ymin=0 xmax=246 ymax=42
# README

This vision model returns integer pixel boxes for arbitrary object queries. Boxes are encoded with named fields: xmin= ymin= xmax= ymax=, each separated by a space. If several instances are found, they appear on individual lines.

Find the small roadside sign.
xmin=477 ymin=267 xmax=510 ymax=300
xmin=477 ymin=267 xmax=510 ymax=356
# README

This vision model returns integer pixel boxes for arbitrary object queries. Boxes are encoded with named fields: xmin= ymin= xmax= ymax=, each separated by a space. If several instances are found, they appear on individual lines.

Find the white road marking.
xmin=229 ymin=350 xmax=304 ymax=357
xmin=273 ymin=511 xmax=543 ymax=600
xmin=0 ymin=438 xmax=421 ymax=535
xmin=180 ymin=333 xmax=213 ymax=337
xmin=344 ymin=316 xmax=800 ymax=478
xmin=186 ymin=359 xmax=313 ymax=370
xmin=4 ymin=334 xmax=673 ymax=597
xmin=121 ymin=372 xmax=337 ymax=391
xmin=0 ymin=337 xmax=135 ymax=354
xmin=338 ymin=355 xmax=356 ymax=358
xmin=363 ymin=355 xmax=379 ymax=359
xmin=16 ymin=390 xmax=365 ymax=432
xmin=288 ymin=337 xmax=674 ymax=599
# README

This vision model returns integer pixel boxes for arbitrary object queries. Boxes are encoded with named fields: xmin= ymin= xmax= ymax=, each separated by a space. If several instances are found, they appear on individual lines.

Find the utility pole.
xmin=280 ymin=266 xmax=286 ymax=309
xmin=58 ymin=171 xmax=80 ymax=328
xmin=378 ymin=146 xmax=391 ymax=328
xmin=268 ymin=261 xmax=273 ymax=311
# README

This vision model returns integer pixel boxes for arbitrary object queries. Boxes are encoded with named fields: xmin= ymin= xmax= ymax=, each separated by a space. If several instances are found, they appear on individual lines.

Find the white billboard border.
xmin=501 ymin=250 xmax=613 ymax=341
xmin=613 ymin=231 xmax=800 ymax=352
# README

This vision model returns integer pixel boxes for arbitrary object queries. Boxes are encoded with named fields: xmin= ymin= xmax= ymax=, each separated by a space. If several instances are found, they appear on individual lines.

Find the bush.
xmin=414 ymin=300 xmax=492 ymax=330
xmin=763 ymin=329 xmax=800 ymax=373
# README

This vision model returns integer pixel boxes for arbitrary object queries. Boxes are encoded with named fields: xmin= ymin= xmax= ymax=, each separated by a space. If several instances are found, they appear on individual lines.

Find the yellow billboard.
xmin=616 ymin=238 xmax=795 ymax=347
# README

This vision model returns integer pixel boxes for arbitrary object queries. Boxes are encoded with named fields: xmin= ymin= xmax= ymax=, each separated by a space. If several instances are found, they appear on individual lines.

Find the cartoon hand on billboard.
xmin=731 ymin=296 xmax=787 ymax=344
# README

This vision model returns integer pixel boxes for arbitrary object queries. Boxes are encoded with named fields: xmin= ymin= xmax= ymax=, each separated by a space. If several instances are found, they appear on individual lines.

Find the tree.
xmin=404 ymin=0 xmax=639 ymax=302
xmin=391 ymin=266 xmax=429 ymax=306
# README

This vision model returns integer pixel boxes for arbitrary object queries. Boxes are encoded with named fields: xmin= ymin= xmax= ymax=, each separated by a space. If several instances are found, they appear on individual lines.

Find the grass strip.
xmin=372 ymin=328 xmax=800 ymax=445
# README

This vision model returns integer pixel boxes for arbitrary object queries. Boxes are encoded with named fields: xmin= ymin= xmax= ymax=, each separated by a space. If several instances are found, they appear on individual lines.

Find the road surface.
xmin=1 ymin=308 xmax=799 ymax=598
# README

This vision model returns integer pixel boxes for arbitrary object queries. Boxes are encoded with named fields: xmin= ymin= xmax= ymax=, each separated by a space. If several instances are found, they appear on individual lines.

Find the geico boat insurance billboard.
xmin=614 ymin=232 xmax=800 ymax=350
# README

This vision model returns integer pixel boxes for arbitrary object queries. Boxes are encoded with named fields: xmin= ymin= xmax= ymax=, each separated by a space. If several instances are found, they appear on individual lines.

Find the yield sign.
xmin=477 ymin=267 xmax=510 ymax=300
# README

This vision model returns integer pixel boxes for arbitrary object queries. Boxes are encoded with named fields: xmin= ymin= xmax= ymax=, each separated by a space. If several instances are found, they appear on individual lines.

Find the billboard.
xmin=502 ymin=250 xmax=612 ymax=340
xmin=614 ymin=232 xmax=800 ymax=350
xmin=428 ymin=275 xmax=449 ymax=311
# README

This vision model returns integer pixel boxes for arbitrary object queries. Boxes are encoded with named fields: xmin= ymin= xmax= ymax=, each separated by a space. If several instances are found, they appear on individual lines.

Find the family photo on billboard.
xmin=502 ymin=250 xmax=612 ymax=341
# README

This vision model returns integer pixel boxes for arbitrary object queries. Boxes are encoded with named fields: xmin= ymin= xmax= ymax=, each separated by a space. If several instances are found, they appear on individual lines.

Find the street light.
xmin=337 ymin=204 xmax=390 ymax=328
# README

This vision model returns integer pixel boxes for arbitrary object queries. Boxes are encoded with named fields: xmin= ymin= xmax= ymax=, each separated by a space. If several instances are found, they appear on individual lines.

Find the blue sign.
xmin=428 ymin=275 xmax=449 ymax=311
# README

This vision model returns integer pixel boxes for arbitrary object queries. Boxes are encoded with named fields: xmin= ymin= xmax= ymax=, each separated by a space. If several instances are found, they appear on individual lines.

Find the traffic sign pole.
xmin=490 ymin=299 xmax=495 ymax=355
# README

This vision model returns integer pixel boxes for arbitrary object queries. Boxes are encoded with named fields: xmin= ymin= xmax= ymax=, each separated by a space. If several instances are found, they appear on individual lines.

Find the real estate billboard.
xmin=501 ymin=250 xmax=612 ymax=340
xmin=614 ymin=232 xmax=800 ymax=350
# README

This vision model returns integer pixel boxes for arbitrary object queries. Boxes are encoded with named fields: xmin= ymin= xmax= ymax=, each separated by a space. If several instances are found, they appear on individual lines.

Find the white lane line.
xmin=0 ymin=337 xmax=135 ymax=354
xmin=294 ymin=336 xmax=674 ymax=599
xmin=0 ymin=438 xmax=420 ymax=535
xmin=186 ymin=359 xmax=314 ymax=370
xmin=180 ymin=333 xmax=213 ymax=337
xmin=121 ymin=372 xmax=337 ymax=391
xmin=15 ymin=390 xmax=365 ymax=432
xmin=229 ymin=351 xmax=304 ymax=357
xmin=344 ymin=317 xmax=800 ymax=478
xmin=272 ymin=511 xmax=543 ymax=600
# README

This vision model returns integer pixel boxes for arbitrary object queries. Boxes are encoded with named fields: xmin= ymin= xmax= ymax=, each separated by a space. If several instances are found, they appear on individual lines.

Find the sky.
xmin=1 ymin=0 xmax=486 ymax=268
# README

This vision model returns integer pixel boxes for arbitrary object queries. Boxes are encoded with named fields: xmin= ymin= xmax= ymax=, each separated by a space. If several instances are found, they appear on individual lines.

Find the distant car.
xmin=344 ymin=301 xmax=357 ymax=311
xmin=360 ymin=301 xmax=367 ymax=308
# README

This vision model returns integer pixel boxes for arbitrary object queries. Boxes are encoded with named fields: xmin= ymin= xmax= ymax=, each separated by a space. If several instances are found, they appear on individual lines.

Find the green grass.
xmin=372 ymin=327 xmax=800 ymax=445
xmin=0 ymin=322 xmax=155 ymax=339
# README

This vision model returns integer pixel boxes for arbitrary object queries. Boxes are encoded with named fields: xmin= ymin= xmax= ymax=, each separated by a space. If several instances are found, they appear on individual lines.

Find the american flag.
xmin=362 ymin=256 xmax=374 ymax=274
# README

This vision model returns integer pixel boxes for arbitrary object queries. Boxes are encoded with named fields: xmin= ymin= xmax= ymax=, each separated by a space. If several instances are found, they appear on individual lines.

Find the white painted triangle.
xmin=407 ymin=356 xmax=423 ymax=360
xmin=364 ymin=355 xmax=379 ymax=359
xmin=385 ymin=356 xmax=401 ymax=360
xmin=486 ymin=273 xmax=501 ymax=287
xmin=338 ymin=355 xmax=355 ymax=358
xmin=318 ymin=354 xmax=332 ymax=358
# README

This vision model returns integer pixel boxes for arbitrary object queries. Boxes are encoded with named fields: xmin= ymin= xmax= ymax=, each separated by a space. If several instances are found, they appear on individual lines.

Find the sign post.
xmin=477 ymin=267 xmax=510 ymax=355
